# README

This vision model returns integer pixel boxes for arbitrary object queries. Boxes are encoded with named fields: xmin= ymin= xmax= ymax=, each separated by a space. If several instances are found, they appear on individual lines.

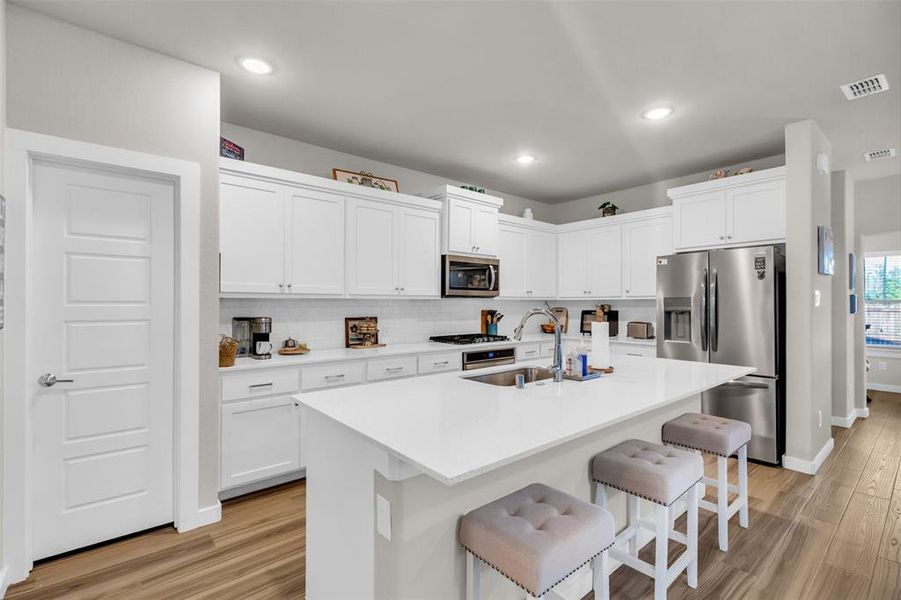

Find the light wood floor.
xmin=9 ymin=391 xmax=901 ymax=599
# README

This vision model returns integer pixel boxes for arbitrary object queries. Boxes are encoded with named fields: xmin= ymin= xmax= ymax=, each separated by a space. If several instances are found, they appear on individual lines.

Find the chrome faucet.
xmin=513 ymin=308 xmax=564 ymax=382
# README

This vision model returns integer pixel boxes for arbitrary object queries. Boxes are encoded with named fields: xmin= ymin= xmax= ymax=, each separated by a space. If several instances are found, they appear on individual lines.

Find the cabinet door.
xmin=498 ymin=226 xmax=527 ymax=297
xmin=526 ymin=230 xmax=557 ymax=298
xmin=346 ymin=199 xmax=397 ymax=295
xmin=727 ymin=179 xmax=786 ymax=244
xmin=557 ymin=233 xmax=589 ymax=297
xmin=220 ymin=175 xmax=286 ymax=293
xmin=446 ymin=198 xmax=475 ymax=254
xmin=672 ymin=191 xmax=726 ymax=250
xmin=623 ymin=217 xmax=673 ymax=297
xmin=220 ymin=396 xmax=301 ymax=490
xmin=286 ymin=188 xmax=345 ymax=295
xmin=587 ymin=226 xmax=622 ymax=297
xmin=397 ymin=207 xmax=440 ymax=297
xmin=473 ymin=206 xmax=499 ymax=256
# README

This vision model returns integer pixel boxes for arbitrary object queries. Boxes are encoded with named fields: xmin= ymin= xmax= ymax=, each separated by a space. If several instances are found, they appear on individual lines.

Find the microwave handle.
xmin=488 ymin=264 xmax=497 ymax=291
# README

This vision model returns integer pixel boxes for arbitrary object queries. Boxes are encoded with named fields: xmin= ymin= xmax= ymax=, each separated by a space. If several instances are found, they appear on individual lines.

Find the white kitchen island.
xmin=300 ymin=356 xmax=753 ymax=600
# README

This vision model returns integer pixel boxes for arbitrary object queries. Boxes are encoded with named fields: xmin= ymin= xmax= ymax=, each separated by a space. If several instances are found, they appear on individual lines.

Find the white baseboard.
xmin=831 ymin=412 xmax=855 ymax=428
xmin=869 ymin=383 xmax=901 ymax=394
xmin=783 ymin=437 xmax=834 ymax=475
xmin=176 ymin=502 xmax=222 ymax=533
xmin=0 ymin=565 xmax=9 ymax=599
xmin=855 ymin=407 xmax=870 ymax=419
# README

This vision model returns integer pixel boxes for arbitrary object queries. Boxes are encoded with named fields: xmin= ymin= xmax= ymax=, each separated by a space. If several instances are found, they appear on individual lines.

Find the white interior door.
xmin=30 ymin=160 xmax=175 ymax=560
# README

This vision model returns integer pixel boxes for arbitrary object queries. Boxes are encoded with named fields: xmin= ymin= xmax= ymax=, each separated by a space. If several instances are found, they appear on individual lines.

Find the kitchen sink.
xmin=463 ymin=366 xmax=554 ymax=387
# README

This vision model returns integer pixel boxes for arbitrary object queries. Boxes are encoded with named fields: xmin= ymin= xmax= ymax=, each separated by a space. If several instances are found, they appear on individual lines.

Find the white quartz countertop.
xmin=298 ymin=357 xmax=754 ymax=485
xmin=220 ymin=334 xmax=656 ymax=372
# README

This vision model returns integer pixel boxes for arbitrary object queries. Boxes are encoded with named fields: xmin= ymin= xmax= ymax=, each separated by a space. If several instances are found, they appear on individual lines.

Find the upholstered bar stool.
xmin=591 ymin=440 xmax=702 ymax=600
xmin=460 ymin=483 xmax=615 ymax=600
xmin=662 ymin=413 xmax=752 ymax=552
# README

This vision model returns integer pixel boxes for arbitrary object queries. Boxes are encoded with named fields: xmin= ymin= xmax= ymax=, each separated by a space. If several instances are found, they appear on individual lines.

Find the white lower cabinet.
xmin=301 ymin=361 xmax=365 ymax=392
xmin=367 ymin=356 xmax=418 ymax=382
xmin=516 ymin=344 xmax=541 ymax=361
xmin=418 ymin=352 xmax=462 ymax=374
xmin=220 ymin=395 xmax=302 ymax=490
xmin=611 ymin=344 xmax=657 ymax=358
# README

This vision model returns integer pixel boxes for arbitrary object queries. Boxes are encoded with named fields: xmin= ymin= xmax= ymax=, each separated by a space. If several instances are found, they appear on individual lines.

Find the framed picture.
xmin=817 ymin=225 xmax=834 ymax=276
xmin=333 ymin=169 xmax=399 ymax=193
xmin=344 ymin=316 xmax=384 ymax=349
xmin=219 ymin=137 xmax=244 ymax=160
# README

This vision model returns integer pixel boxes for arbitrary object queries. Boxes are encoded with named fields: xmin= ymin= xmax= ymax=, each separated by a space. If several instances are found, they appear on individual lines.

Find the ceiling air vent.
xmin=864 ymin=147 xmax=897 ymax=161
xmin=841 ymin=74 xmax=890 ymax=100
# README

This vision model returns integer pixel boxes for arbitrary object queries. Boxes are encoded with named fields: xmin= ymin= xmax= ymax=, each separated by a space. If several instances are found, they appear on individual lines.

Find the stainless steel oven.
xmin=442 ymin=255 xmax=499 ymax=297
xmin=462 ymin=347 xmax=516 ymax=370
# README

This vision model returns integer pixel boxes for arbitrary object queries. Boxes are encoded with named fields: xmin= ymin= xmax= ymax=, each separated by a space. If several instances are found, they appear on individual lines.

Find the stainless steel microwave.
xmin=442 ymin=255 xmax=499 ymax=297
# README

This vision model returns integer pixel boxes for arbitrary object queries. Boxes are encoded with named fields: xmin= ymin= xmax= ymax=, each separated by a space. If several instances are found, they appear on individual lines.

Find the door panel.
xmin=346 ymin=199 xmax=396 ymax=295
xmin=398 ymin=208 xmax=440 ymax=296
xmin=623 ymin=217 xmax=673 ymax=297
xmin=287 ymin=189 xmax=345 ymax=295
xmin=702 ymin=376 xmax=778 ymax=463
xmin=446 ymin=199 xmax=474 ymax=254
xmin=656 ymin=251 xmax=709 ymax=362
xmin=673 ymin=191 xmax=726 ymax=249
xmin=498 ymin=227 xmax=526 ymax=297
xmin=527 ymin=230 xmax=557 ymax=297
xmin=709 ymin=246 xmax=777 ymax=376
xmin=221 ymin=396 xmax=301 ymax=489
xmin=728 ymin=180 xmax=785 ymax=244
xmin=219 ymin=175 xmax=285 ymax=293
xmin=557 ymin=233 xmax=588 ymax=297
xmin=587 ymin=227 xmax=622 ymax=297
xmin=32 ymin=161 xmax=174 ymax=560
xmin=474 ymin=207 xmax=498 ymax=255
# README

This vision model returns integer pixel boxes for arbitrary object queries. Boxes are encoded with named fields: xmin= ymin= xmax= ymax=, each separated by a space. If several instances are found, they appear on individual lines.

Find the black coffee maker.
xmin=250 ymin=317 xmax=273 ymax=360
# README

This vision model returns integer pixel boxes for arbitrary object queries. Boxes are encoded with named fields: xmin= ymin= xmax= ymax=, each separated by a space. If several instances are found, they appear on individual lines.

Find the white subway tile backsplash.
xmin=220 ymin=298 xmax=655 ymax=350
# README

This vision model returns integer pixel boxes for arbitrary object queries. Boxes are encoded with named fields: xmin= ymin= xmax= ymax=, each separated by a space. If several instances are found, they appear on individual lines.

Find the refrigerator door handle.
xmin=721 ymin=379 xmax=770 ymax=390
xmin=710 ymin=268 xmax=718 ymax=352
xmin=700 ymin=268 xmax=708 ymax=352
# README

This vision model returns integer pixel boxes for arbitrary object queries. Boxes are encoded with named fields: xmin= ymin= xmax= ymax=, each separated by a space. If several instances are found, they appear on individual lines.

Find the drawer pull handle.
xmin=248 ymin=383 xmax=274 ymax=389
xmin=385 ymin=366 xmax=405 ymax=373
xmin=626 ymin=353 xmax=642 ymax=357
xmin=433 ymin=361 xmax=449 ymax=366
xmin=324 ymin=374 xmax=346 ymax=380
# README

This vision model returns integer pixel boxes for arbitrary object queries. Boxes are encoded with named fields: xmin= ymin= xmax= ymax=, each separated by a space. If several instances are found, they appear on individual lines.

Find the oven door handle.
xmin=488 ymin=264 xmax=497 ymax=292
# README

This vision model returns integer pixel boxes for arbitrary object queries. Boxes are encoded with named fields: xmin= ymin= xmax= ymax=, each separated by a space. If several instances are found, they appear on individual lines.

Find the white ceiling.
xmin=14 ymin=1 xmax=901 ymax=203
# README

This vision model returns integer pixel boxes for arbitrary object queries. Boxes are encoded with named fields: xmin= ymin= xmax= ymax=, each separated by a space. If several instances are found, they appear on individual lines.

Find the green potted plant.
xmin=597 ymin=201 xmax=619 ymax=217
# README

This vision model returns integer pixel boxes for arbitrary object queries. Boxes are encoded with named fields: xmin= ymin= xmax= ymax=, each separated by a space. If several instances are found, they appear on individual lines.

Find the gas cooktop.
xmin=429 ymin=333 xmax=511 ymax=345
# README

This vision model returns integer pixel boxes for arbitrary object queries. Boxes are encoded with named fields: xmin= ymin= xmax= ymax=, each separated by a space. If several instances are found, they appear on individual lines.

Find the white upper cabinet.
xmin=286 ymin=188 xmax=345 ymax=295
xmin=220 ymin=174 xmax=286 ymax=294
xmin=586 ymin=226 xmax=623 ymax=298
xmin=498 ymin=216 xmax=556 ymax=298
xmin=669 ymin=167 xmax=786 ymax=252
xmin=397 ymin=207 xmax=441 ymax=296
xmin=429 ymin=186 xmax=503 ymax=257
xmin=557 ymin=232 xmax=590 ymax=298
xmin=622 ymin=216 xmax=673 ymax=297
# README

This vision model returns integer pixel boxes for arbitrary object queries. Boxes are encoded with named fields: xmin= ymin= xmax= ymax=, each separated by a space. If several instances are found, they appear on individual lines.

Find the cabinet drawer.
xmin=301 ymin=361 xmax=365 ymax=391
xmin=539 ymin=342 xmax=556 ymax=358
xmin=418 ymin=352 xmax=462 ymax=374
xmin=368 ymin=356 xmax=418 ymax=382
xmin=221 ymin=368 xmax=300 ymax=402
xmin=612 ymin=344 xmax=657 ymax=358
xmin=220 ymin=396 xmax=301 ymax=490
xmin=516 ymin=344 xmax=542 ymax=361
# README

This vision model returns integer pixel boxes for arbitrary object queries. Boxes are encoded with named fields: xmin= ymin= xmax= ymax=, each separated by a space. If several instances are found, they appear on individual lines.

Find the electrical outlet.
xmin=818 ymin=410 xmax=823 ymax=428
xmin=376 ymin=494 xmax=392 ymax=541
xmin=879 ymin=361 xmax=888 ymax=371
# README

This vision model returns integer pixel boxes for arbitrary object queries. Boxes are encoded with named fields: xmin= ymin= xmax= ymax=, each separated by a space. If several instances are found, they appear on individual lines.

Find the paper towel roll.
xmin=591 ymin=321 xmax=610 ymax=368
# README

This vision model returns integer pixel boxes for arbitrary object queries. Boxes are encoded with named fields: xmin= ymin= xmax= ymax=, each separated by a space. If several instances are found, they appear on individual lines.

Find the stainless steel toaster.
xmin=626 ymin=321 xmax=654 ymax=339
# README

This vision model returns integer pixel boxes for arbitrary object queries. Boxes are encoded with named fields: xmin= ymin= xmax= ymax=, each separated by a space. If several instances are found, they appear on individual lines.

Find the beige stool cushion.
xmin=592 ymin=439 xmax=703 ymax=506
xmin=460 ymin=483 xmax=614 ymax=598
xmin=662 ymin=412 xmax=753 ymax=457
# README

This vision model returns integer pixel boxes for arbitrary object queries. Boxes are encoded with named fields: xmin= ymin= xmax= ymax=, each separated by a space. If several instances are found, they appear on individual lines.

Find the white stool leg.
xmin=654 ymin=504 xmax=669 ymax=600
xmin=717 ymin=455 xmax=729 ymax=552
xmin=687 ymin=484 xmax=698 ymax=588
xmin=595 ymin=482 xmax=608 ymax=509
xmin=466 ymin=550 xmax=481 ymax=600
xmin=627 ymin=493 xmax=639 ymax=556
xmin=738 ymin=445 xmax=749 ymax=528
xmin=592 ymin=550 xmax=610 ymax=600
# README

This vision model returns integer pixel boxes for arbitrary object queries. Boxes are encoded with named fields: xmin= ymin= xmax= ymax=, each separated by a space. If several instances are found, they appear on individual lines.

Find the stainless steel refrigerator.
xmin=656 ymin=245 xmax=786 ymax=465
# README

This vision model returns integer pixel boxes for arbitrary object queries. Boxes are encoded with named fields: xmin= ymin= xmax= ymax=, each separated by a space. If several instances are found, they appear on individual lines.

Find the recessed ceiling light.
xmin=239 ymin=57 xmax=273 ymax=75
xmin=641 ymin=106 xmax=674 ymax=120
xmin=516 ymin=154 xmax=536 ymax=165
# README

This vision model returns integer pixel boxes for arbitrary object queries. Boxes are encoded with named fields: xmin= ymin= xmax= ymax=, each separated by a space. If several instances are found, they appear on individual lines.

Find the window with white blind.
xmin=865 ymin=254 xmax=901 ymax=348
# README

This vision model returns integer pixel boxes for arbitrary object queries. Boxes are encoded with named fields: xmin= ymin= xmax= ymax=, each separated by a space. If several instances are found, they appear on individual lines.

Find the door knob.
xmin=38 ymin=373 xmax=75 ymax=387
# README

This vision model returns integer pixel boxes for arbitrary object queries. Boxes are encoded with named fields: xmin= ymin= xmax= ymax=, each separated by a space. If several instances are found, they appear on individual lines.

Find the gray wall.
xmin=0 ymin=0 xmax=6 ymax=574
xmin=856 ymin=174 xmax=901 ymax=237
xmin=221 ymin=122 xmax=556 ymax=222
xmin=551 ymin=155 xmax=785 ymax=223
xmin=830 ymin=172 xmax=857 ymax=421
xmin=784 ymin=119 xmax=833 ymax=466
xmin=6 ymin=5 xmax=222 ymax=509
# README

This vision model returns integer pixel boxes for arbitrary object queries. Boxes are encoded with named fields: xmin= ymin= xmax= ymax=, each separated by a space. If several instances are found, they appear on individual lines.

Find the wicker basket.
xmin=219 ymin=335 xmax=239 ymax=368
